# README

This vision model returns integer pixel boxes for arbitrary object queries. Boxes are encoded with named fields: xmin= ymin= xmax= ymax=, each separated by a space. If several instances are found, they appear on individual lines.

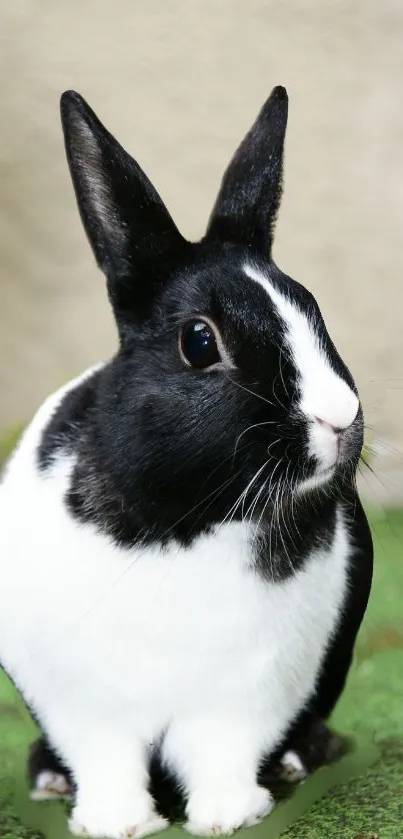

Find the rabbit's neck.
xmin=65 ymin=440 xmax=345 ymax=582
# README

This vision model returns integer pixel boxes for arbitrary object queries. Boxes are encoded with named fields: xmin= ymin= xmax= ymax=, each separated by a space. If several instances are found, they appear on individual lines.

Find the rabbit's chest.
xmin=112 ymin=521 xmax=348 ymax=709
xmin=37 ymin=511 xmax=350 ymax=726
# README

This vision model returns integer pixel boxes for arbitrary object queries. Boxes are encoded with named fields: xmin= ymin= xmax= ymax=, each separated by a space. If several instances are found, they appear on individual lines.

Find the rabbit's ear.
xmin=60 ymin=91 xmax=188 ymax=331
xmin=205 ymin=86 xmax=288 ymax=258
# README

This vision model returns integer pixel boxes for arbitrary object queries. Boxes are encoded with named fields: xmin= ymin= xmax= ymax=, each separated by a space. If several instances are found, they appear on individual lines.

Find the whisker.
xmin=240 ymin=459 xmax=272 ymax=522
xmin=181 ymin=469 xmax=244 ymax=539
xmin=275 ymin=477 xmax=293 ymax=573
xmin=218 ymin=459 xmax=270 ymax=532
xmin=253 ymin=459 xmax=283 ymax=578
xmin=280 ymin=462 xmax=297 ymax=566
xmin=244 ymin=477 xmax=266 ymax=522
xmin=370 ymin=439 xmax=403 ymax=463
xmin=225 ymin=375 xmax=281 ymax=411
xmin=157 ymin=468 xmax=244 ymax=543
xmin=232 ymin=420 xmax=277 ymax=463
xmin=278 ymin=336 xmax=291 ymax=399
xmin=288 ymin=463 xmax=301 ymax=545
xmin=271 ymin=338 xmax=290 ymax=411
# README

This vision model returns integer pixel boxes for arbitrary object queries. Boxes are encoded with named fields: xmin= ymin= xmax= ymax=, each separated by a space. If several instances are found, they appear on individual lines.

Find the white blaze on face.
xmin=243 ymin=264 xmax=359 ymax=477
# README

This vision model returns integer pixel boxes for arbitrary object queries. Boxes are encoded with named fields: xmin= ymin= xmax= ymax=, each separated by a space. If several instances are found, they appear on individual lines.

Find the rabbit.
xmin=0 ymin=85 xmax=373 ymax=839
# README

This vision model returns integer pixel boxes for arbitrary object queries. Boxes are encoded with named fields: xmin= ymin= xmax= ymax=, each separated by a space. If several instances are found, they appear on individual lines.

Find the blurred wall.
xmin=0 ymin=0 xmax=402 ymax=502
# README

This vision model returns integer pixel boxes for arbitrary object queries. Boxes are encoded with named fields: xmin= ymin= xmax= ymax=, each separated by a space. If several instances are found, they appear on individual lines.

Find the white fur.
xmin=0 ymin=370 xmax=350 ymax=838
xmin=243 ymin=263 xmax=359 ymax=483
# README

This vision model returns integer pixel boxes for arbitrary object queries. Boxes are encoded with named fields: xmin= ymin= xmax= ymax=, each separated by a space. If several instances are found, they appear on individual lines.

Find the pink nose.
xmin=314 ymin=416 xmax=345 ymax=435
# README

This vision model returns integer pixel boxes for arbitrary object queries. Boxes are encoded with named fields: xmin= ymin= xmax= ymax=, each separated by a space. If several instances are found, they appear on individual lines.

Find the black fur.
xmin=206 ymin=86 xmax=288 ymax=256
xmin=60 ymin=91 xmax=191 ymax=338
xmin=38 ymin=370 xmax=103 ymax=471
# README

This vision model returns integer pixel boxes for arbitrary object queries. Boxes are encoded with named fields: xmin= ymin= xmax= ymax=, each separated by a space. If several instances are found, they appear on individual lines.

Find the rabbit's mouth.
xmin=302 ymin=405 xmax=363 ymax=478
xmin=297 ymin=464 xmax=336 ymax=496
xmin=297 ymin=415 xmax=363 ymax=495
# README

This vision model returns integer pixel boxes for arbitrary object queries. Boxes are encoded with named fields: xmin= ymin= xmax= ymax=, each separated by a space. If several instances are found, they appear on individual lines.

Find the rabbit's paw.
xmin=68 ymin=814 xmax=168 ymax=839
xmin=184 ymin=784 xmax=273 ymax=836
xmin=278 ymin=750 xmax=307 ymax=783
xmin=68 ymin=795 xmax=168 ymax=839
xmin=30 ymin=770 xmax=71 ymax=800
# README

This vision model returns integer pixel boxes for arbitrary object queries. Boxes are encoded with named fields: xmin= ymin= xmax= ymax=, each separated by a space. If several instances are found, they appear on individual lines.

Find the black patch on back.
xmin=65 ymin=448 xmax=147 ymax=546
xmin=37 ymin=369 xmax=103 ymax=471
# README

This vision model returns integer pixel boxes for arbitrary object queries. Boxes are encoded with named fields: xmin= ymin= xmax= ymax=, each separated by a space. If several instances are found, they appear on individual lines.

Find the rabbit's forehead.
xmin=243 ymin=262 xmax=320 ymax=353
xmin=243 ymin=262 xmax=359 ymax=429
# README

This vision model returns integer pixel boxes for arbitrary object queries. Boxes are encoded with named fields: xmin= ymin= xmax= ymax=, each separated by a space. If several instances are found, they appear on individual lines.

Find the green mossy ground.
xmin=0 ymin=424 xmax=402 ymax=839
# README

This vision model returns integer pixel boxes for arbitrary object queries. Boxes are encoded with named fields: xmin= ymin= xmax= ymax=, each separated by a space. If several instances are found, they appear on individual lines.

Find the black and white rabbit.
xmin=0 ymin=86 xmax=373 ymax=838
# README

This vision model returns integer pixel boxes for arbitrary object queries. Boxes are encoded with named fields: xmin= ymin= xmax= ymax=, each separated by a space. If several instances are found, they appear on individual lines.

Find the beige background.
xmin=0 ymin=0 xmax=402 ymax=502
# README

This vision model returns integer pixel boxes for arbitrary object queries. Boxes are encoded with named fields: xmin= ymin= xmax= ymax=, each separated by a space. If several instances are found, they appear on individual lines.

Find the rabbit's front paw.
xmin=69 ymin=794 xmax=168 ymax=839
xmin=184 ymin=784 xmax=273 ymax=836
xmin=30 ymin=770 xmax=71 ymax=800
xmin=278 ymin=750 xmax=307 ymax=782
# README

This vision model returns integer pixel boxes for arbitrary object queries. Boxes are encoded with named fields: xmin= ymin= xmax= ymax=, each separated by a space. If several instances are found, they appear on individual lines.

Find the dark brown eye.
xmin=180 ymin=320 xmax=221 ymax=369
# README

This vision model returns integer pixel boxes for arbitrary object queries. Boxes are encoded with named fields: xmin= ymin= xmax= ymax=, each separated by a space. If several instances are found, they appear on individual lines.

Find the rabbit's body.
xmin=1 ymin=362 xmax=354 ymax=835
xmin=0 ymin=86 xmax=373 ymax=838
xmin=0 ymin=361 xmax=350 ymax=751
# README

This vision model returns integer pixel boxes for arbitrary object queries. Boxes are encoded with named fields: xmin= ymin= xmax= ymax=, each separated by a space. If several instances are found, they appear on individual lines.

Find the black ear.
xmin=205 ymin=86 xmax=288 ymax=257
xmin=60 ymin=91 xmax=188 ymax=332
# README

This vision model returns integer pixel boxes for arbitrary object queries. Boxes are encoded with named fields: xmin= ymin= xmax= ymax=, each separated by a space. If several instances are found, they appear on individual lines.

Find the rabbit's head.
xmin=60 ymin=87 xmax=363 ymax=541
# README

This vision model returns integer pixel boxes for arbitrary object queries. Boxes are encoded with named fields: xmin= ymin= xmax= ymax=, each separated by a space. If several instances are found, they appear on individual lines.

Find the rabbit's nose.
xmin=314 ymin=414 xmax=356 ymax=435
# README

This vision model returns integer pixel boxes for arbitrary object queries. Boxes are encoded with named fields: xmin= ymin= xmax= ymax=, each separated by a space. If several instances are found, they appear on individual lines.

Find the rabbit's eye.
xmin=180 ymin=319 xmax=221 ymax=370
